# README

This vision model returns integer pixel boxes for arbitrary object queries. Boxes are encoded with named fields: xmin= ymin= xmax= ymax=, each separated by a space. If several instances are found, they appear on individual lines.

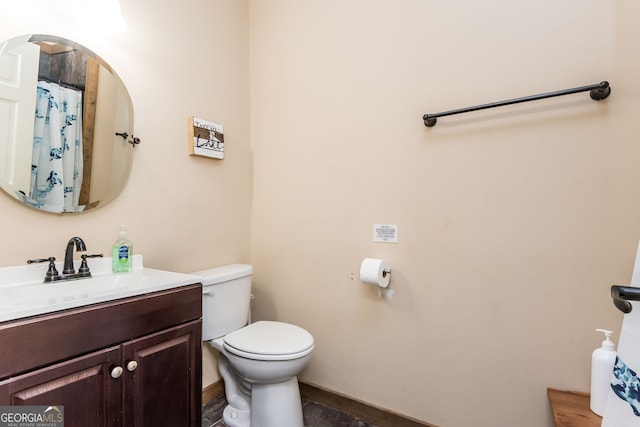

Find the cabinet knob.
xmin=110 ymin=366 xmax=124 ymax=379
xmin=126 ymin=360 xmax=138 ymax=372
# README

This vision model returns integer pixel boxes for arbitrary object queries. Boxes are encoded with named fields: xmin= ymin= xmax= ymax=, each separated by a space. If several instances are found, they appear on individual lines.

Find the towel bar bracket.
xmin=611 ymin=285 xmax=640 ymax=314
xmin=590 ymin=81 xmax=611 ymax=101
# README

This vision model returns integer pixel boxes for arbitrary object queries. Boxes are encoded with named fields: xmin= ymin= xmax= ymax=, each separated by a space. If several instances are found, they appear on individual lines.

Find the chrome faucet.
xmin=63 ymin=237 xmax=87 ymax=274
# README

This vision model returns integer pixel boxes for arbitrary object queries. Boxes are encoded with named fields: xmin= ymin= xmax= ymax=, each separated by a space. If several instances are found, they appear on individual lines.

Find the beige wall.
xmin=0 ymin=0 xmax=251 ymax=388
xmin=3 ymin=1 xmax=640 ymax=426
xmin=249 ymin=1 xmax=640 ymax=427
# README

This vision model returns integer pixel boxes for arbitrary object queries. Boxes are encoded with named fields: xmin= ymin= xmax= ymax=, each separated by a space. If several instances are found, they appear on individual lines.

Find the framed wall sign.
xmin=188 ymin=116 xmax=224 ymax=159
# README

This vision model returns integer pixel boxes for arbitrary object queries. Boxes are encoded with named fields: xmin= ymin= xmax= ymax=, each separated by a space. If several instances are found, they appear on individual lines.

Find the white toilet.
xmin=193 ymin=264 xmax=314 ymax=427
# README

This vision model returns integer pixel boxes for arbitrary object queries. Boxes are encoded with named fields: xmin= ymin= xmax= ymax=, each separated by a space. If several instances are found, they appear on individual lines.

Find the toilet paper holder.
xmin=359 ymin=258 xmax=394 ymax=299
xmin=377 ymin=272 xmax=393 ymax=299
xmin=611 ymin=285 xmax=640 ymax=313
xmin=359 ymin=258 xmax=391 ymax=288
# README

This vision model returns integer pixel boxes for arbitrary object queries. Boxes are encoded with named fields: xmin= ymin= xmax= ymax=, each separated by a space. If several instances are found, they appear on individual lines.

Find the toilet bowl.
xmin=193 ymin=264 xmax=314 ymax=427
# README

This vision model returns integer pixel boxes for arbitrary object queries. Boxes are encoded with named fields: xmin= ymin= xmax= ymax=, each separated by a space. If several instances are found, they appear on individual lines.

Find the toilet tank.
xmin=191 ymin=264 xmax=253 ymax=340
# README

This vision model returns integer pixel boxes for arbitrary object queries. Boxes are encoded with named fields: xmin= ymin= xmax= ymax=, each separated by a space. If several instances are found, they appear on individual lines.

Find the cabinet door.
xmin=122 ymin=320 xmax=202 ymax=427
xmin=0 ymin=346 xmax=121 ymax=427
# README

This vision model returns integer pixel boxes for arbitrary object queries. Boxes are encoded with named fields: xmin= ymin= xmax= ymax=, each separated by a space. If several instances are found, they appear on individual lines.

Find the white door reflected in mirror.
xmin=0 ymin=34 xmax=135 ymax=214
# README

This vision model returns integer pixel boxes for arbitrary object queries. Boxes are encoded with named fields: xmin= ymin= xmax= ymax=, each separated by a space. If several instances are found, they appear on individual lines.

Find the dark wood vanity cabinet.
xmin=0 ymin=283 xmax=203 ymax=427
xmin=1 ymin=345 xmax=121 ymax=426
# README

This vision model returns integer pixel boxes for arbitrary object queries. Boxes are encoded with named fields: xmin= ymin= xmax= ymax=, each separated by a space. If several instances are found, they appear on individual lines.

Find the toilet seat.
xmin=223 ymin=320 xmax=314 ymax=361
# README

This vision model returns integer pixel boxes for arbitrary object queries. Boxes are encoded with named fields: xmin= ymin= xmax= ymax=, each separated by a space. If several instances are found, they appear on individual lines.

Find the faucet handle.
xmin=79 ymin=253 xmax=104 ymax=276
xmin=27 ymin=257 xmax=59 ymax=282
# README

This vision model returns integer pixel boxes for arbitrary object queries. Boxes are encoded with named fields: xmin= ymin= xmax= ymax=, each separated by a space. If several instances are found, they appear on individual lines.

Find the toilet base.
xmin=251 ymin=377 xmax=304 ymax=427
xmin=223 ymin=405 xmax=251 ymax=427
xmin=217 ymin=353 xmax=251 ymax=427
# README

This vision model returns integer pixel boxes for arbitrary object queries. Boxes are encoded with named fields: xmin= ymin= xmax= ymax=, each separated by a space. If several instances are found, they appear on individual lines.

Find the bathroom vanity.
xmin=0 ymin=258 xmax=202 ymax=427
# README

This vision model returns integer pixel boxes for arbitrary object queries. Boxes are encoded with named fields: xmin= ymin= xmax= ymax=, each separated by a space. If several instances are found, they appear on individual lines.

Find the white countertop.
xmin=0 ymin=255 xmax=201 ymax=323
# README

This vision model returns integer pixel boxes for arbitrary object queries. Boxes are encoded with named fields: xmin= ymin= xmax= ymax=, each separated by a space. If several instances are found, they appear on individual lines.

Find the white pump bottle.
xmin=590 ymin=328 xmax=616 ymax=416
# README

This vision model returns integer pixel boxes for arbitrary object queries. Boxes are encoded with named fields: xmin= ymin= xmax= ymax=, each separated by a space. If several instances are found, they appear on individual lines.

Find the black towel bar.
xmin=423 ymin=81 xmax=611 ymax=127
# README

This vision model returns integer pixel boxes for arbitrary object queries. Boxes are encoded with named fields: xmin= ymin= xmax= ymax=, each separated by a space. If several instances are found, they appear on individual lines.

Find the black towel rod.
xmin=423 ymin=81 xmax=611 ymax=127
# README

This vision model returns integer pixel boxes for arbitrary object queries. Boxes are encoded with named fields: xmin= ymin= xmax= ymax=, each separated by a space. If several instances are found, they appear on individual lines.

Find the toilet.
xmin=193 ymin=264 xmax=314 ymax=427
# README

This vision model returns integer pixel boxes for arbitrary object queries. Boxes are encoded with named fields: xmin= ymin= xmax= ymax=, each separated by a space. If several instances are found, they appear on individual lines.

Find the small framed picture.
xmin=188 ymin=116 xmax=224 ymax=159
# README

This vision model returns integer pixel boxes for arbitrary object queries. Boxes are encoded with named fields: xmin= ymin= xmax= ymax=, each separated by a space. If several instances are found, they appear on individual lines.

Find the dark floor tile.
xmin=203 ymin=416 xmax=228 ymax=427
xmin=202 ymin=395 xmax=228 ymax=427
xmin=203 ymin=396 xmax=377 ymax=427
xmin=303 ymin=400 xmax=357 ymax=427
xmin=350 ymin=419 xmax=379 ymax=427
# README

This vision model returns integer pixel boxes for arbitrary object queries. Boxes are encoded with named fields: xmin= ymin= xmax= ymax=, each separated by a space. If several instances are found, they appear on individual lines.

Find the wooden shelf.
xmin=547 ymin=388 xmax=602 ymax=427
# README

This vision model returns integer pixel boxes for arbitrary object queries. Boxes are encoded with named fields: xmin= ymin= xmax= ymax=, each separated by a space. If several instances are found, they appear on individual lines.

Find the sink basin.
xmin=0 ymin=255 xmax=201 ymax=323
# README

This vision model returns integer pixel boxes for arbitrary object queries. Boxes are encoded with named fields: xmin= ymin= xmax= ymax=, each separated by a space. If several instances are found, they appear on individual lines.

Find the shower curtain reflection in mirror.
xmin=28 ymin=81 xmax=83 ymax=213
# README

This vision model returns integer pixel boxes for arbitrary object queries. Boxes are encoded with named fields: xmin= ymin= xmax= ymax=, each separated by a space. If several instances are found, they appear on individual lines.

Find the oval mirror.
xmin=0 ymin=34 xmax=136 ymax=214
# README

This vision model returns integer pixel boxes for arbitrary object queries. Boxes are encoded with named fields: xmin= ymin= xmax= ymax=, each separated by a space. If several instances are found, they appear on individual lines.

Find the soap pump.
xmin=112 ymin=224 xmax=132 ymax=273
xmin=590 ymin=328 xmax=617 ymax=416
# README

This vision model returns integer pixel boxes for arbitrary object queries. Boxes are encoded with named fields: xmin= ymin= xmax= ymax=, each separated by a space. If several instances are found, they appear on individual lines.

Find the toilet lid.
xmin=223 ymin=321 xmax=314 ymax=360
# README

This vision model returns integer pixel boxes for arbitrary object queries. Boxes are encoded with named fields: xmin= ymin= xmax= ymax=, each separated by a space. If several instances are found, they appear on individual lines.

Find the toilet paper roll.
xmin=360 ymin=258 xmax=391 ymax=288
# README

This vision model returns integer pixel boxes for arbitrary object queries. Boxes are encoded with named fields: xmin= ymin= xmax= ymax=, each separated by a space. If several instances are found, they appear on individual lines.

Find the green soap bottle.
xmin=112 ymin=224 xmax=132 ymax=273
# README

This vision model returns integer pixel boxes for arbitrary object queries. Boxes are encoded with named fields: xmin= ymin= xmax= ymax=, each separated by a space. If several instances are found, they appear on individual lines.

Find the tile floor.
xmin=202 ymin=395 xmax=379 ymax=427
